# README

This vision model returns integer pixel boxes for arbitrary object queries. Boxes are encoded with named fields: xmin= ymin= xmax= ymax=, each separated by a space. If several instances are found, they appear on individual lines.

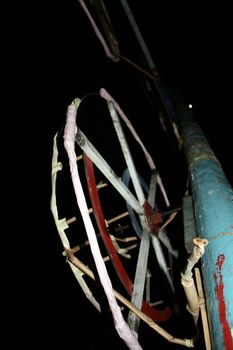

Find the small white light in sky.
xmin=188 ymin=104 xmax=193 ymax=109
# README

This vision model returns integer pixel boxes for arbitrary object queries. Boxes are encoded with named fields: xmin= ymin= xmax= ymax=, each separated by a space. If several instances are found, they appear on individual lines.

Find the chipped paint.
xmin=180 ymin=108 xmax=233 ymax=349
xmin=214 ymin=255 xmax=233 ymax=350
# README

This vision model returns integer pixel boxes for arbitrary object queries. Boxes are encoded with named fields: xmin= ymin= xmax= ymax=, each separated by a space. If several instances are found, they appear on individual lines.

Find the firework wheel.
xmin=74 ymin=93 xmax=176 ymax=325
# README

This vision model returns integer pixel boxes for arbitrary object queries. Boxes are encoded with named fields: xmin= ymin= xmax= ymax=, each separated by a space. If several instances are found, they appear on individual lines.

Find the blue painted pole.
xmin=179 ymin=107 xmax=233 ymax=350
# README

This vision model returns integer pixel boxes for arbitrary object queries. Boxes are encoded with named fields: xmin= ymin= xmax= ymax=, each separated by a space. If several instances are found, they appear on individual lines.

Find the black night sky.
xmin=9 ymin=1 xmax=232 ymax=349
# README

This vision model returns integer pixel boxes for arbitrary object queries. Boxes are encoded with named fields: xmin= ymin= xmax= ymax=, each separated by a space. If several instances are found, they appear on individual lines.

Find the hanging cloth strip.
xmin=78 ymin=0 xmax=119 ymax=62
xmin=63 ymin=99 xmax=143 ymax=350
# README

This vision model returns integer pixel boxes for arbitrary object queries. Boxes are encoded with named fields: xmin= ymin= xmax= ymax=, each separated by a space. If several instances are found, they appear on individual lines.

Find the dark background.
xmin=8 ymin=1 xmax=232 ymax=349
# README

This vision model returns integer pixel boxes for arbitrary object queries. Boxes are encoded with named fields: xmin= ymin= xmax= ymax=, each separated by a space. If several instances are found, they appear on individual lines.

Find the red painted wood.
xmin=214 ymin=255 xmax=233 ymax=350
xmin=84 ymin=154 xmax=172 ymax=322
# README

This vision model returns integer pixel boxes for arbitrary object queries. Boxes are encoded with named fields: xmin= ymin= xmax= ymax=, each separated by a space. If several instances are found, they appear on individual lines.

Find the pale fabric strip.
xmin=64 ymin=102 xmax=143 ymax=350
xmin=78 ymin=0 xmax=119 ymax=62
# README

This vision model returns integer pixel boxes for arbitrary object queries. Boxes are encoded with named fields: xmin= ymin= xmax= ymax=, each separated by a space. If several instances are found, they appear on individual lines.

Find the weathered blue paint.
xmin=180 ymin=109 xmax=233 ymax=350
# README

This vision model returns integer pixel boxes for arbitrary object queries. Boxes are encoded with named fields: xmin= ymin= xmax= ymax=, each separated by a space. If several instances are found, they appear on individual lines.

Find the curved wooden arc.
xmin=84 ymin=154 xmax=172 ymax=322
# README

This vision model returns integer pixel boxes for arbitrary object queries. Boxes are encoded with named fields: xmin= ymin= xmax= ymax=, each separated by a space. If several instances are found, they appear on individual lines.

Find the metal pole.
xmin=119 ymin=0 xmax=176 ymax=120
xmin=179 ymin=106 xmax=233 ymax=350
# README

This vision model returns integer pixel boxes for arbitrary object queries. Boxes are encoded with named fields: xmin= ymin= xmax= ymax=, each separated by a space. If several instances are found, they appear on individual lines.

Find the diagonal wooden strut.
xmin=84 ymin=154 xmax=172 ymax=322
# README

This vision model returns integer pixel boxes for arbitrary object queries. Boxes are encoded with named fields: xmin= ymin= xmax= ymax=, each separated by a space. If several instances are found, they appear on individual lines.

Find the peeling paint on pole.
xmin=214 ymin=254 xmax=233 ymax=350
xmin=179 ymin=107 xmax=233 ymax=350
